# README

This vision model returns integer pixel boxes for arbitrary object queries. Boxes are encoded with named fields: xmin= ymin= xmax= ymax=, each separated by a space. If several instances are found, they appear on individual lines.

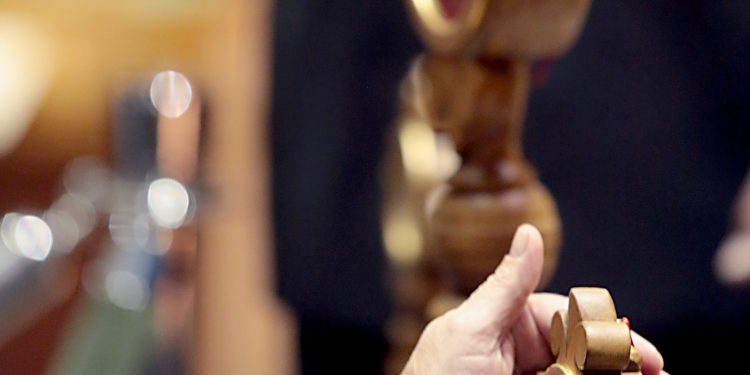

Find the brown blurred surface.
xmin=0 ymin=0 xmax=294 ymax=373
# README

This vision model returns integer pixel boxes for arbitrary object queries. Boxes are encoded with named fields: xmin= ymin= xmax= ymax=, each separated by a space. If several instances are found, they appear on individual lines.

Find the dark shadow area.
xmin=271 ymin=1 xmax=750 ymax=373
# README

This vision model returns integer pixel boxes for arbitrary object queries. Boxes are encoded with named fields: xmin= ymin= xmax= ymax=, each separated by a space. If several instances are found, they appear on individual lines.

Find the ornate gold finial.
xmin=405 ymin=0 xmax=591 ymax=57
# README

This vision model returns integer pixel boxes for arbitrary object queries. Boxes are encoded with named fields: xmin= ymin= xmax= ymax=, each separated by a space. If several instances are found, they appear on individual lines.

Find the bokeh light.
xmin=52 ymin=193 xmax=98 ymax=237
xmin=147 ymin=178 xmax=191 ymax=229
xmin=149 ymin=70 xmax=192 ymax=118
xmin=43 ymin=209 xmax=79 ymax=254
xmin=62 ymin=157 xmax=110 ymax=208
xmin=0 ymin=14 xmax=54 ymax=156
xmin=12 ymin=215 xmax=53 ymax=261
xmin=382 ymin=208 xmax=422 ymax=266
xmin=398 ymin=118 xmax=460 ymax=184
xmin=105 ymin=270 xmax=149 ymax=311
xmin=0 ymin=213 xmax=21 ymax=254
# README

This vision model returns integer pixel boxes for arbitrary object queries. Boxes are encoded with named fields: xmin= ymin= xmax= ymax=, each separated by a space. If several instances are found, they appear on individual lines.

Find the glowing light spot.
xmin=0 ymin=217 xmax=22 ymax=276
xmin=398 ymin=118 xmax=461 ymax=184
xmin=52 ymin=193 xmax=97 ymax=237
xmin=62 ymin=157 xmax=110 ymax=206
xmin=13 ymin=215 xmax=52 ymax=261
xmin=1 ymin=213 xmax=21 ymax=253
xmin=383 ymin=208 xmax=422 ymax=266
xmin=43 ymin=209 xmax=80 ymax=254
xmin=435 ymin=133 xmax=460 ymax=180
xmin=0 ymin=15 xmax=54 ymax=156
xmin=399 ymin=118 xmax=439 ymax=182
xmin=150 ymin=70 xmax=192 ymax=118
xmin=147 ymin=178 xmax=191 ymax=229
xmin=105 ymin=270 xmax=148 ymax=311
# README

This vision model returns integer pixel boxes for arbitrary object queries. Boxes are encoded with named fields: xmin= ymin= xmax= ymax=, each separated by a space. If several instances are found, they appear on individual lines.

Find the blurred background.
xmin=0 ymin=0 xmax=749 ymax=374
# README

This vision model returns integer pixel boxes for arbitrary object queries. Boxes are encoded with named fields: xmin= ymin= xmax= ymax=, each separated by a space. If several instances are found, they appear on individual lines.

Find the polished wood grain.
xmin=388 ymin=1 xmax=591 ymax=372
xmin=545 ymin=288 xmax=642 ymax=375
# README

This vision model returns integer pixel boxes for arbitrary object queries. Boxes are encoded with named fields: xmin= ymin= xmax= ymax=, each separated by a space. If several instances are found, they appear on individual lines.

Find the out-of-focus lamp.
xmin=0 ymin=14 xmax=54 ymax=156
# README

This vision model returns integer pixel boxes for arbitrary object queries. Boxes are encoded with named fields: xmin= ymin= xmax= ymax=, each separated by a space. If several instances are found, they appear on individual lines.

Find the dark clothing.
xmin=528 ymin=3 xmax=750 ymax=372
xmin=272 ymin=1 xmax=750 ymax=373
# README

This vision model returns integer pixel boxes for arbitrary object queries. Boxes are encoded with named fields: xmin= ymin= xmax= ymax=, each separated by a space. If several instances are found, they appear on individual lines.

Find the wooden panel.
xmin=193 ymin=0 xmax=297 ymax=374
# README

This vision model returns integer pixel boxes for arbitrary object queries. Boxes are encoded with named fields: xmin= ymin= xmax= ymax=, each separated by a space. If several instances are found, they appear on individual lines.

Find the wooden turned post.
xmin=402 ymin=55 xmax=560 ymax=292
xmin=401 ymin=0 xmax=590 ymax=296
xmin=386 ymin=1 xmax=591 ymax=373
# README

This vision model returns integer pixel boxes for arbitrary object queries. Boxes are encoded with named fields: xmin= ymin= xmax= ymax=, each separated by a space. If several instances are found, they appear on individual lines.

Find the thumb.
xmin=455 ymin=224 xmax=545 ymax=336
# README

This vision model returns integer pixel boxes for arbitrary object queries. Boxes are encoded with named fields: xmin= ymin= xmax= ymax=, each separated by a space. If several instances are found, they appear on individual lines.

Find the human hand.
xmin=401 ymin=224 xmax=666 ymax=375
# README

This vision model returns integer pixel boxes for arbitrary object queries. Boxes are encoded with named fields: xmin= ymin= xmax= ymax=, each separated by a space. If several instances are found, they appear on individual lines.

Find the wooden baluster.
xmin=387 ymin=1 xmax=591 ymax=372
xmin=402 ymin=0 xmax=590 ymax=307
xmin=404 ymin=55 xmax=561 ymax=294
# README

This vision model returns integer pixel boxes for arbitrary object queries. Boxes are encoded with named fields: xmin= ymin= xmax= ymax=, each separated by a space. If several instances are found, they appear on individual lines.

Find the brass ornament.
xmin=405 ymin=0 xmax=592 ymax=57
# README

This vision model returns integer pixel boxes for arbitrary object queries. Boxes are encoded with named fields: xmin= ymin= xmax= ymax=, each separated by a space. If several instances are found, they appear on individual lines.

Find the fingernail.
xmin=509 ymin=224 xmax=531 ymax=257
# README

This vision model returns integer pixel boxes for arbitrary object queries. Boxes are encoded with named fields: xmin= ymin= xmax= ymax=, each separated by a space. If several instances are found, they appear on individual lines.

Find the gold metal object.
xmin=405 ymin=0 xmax=488 ymax=54
xmin=405 ymin=0 xmax=592 ymax=57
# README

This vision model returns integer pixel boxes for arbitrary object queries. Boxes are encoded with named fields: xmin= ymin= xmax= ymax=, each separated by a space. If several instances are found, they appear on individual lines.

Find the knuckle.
xmin=439 ymin=310 xmax=461 ymax=333
xmin=423 ymin=315 xmax=447 ymax=339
